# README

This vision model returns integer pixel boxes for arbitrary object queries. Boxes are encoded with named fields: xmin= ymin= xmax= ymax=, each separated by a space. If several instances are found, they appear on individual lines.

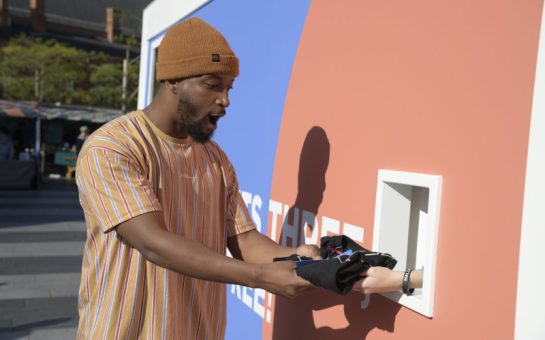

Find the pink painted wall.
xmin=264 ymin=1 xmax=543 ymax=339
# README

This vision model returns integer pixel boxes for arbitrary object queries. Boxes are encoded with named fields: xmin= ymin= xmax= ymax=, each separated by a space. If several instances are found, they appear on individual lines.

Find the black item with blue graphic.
xmin=273 ymin=235 xmax=397 ymax=294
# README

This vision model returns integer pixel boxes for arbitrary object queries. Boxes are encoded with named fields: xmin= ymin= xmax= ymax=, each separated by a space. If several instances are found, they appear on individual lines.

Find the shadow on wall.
xmin=272 ymin=126 xmax=401 ymax=340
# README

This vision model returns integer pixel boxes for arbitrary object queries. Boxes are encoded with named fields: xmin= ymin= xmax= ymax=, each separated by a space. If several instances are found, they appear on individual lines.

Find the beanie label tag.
xmin=211 ymin=54 xmax=221 ymax=62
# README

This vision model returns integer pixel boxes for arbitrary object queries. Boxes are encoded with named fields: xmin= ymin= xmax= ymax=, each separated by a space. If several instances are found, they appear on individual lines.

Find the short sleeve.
xmin=225 ymin=160 xmax=255 ymax=237
xmin=76 ymin=147 xmax=161 ymax=233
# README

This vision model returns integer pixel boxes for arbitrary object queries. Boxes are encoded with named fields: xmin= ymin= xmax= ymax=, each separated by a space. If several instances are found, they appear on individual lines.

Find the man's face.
xmin=175 ymin=74 xmax=234 ymax=142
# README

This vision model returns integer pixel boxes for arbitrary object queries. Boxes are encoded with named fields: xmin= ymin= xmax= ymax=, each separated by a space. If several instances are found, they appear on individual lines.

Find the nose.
xmin=216 ymin=90 xmax=230 ymax=108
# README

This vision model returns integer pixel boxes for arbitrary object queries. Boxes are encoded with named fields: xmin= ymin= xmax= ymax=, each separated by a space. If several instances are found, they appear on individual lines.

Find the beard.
xmin=184 ymin=119 xmax=214 ymax=143
xmin=176 ymin=94 xmax=214 ymax=143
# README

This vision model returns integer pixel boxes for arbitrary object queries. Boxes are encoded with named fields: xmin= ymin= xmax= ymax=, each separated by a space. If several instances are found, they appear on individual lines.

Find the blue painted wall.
xmin=193 ymin=1 xmax=311 ymax=339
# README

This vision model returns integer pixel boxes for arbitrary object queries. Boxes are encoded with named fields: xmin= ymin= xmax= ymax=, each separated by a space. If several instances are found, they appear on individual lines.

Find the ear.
xmin=165 ymin=80 xmax=178 ymax=94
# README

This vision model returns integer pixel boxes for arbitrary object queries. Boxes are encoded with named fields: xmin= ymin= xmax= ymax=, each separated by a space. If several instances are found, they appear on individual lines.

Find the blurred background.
xmin=0 ymin=1 xmax=151 ymax=338
xmin=0 ymin=0 xmax=152 ymax=186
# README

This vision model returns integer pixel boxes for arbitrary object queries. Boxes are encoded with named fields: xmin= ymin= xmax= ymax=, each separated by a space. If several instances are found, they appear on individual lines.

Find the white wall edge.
xmin=515 ymin=4 xmax=545 ymax=340
xmin=142 ymin=0 xmax=211 ymax=43
xmin=138 ymin=0 xmax=212 ymax=109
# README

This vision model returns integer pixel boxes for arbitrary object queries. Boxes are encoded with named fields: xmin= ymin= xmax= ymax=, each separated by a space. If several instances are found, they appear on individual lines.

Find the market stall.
xmin=0 ymin=100 xmax=44 ymax=189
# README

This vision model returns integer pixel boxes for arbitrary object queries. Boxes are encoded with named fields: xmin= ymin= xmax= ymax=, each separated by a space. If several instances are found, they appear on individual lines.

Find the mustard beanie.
xmin=156 ymin=17 xmax=239 ymax=81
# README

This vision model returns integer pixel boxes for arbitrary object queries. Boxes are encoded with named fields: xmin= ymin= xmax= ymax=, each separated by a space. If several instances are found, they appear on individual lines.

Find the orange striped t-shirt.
xmin=75 ymin=110 xmax=255 ymax=340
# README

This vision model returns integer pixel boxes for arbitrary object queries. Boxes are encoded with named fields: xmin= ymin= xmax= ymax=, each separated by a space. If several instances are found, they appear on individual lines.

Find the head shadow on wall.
xmin=272 ymin=126 xmax=401 ymax=340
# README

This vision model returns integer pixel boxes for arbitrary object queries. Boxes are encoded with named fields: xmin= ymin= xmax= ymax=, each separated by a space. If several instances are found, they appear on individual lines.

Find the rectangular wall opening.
xmin=372 ymin=170 xmax=442 ymax=317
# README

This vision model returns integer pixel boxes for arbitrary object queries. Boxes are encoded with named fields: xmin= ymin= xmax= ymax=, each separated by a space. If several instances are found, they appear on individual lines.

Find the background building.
xmin=0 ymin=0 xmax=152 ymax=57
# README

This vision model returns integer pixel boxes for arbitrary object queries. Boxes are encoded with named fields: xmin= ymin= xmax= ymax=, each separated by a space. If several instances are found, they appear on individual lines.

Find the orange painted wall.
xmin=264 ymin=1 xmax=543 ymax=339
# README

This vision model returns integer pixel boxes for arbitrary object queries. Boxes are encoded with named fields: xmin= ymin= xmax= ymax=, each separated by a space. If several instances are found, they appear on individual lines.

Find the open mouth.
xmin=208 ymin=115 xmax=219 ymax=126
xmin=208 ymin=116 xmax=221 ymax=130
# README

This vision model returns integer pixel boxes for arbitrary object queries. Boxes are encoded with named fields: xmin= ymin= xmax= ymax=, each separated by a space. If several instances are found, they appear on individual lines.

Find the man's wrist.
xmin=247 ymin=263 xmax=262 ymax=288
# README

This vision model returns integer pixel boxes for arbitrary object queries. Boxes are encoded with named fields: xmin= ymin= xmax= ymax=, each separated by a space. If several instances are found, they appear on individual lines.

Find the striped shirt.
xmin=75 ymin=110 xmax=255 ymax=340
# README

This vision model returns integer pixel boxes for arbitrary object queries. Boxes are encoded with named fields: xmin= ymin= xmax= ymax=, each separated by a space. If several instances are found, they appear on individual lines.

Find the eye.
xmin=203 ymin=82 xmax=223 ymax=91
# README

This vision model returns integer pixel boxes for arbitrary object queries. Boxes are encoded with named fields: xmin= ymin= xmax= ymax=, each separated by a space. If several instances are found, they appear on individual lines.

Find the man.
xmin=74 ymin=125 xmax=89 ymax=152
xmin=75 ymin=17 xmax=319 ymax=340
xmin=75 ymin=17 xmax=421 ymax=340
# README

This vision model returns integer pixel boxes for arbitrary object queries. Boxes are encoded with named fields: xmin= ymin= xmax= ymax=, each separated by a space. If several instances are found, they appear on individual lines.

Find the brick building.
xmin=0 ymin=0 xmax=152 ymax=57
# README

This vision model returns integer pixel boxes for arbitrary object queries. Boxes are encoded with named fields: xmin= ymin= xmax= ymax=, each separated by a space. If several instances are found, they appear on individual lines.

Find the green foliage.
xmin=89 ymin=63 xmax=122 ymax=108
xmin=0 ymin=34 xmax=139 ymax=111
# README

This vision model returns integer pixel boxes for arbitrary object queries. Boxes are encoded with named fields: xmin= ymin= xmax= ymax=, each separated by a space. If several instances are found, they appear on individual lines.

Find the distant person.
xmin=18 ymin=147 xmax=31 ymax=161
xmin=74 ymin=125 xmax=89 ymax=152
xmin=0 ymin=126 xmax=14 ymax=160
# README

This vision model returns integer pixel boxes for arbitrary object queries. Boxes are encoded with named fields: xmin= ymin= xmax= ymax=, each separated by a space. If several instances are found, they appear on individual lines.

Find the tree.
xmin=89 ymin=63 xmax=123 ymax=108
xmin=0 ymin=34 xmax=140 ymax=111
xmin=0 ymin=34 xmax=87 ymax=104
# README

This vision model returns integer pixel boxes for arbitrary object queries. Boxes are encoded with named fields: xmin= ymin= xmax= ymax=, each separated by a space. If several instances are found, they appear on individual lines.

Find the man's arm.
xmin=116 ymin=211 xmax=313 ymax=298
xmin=227 ymin=229 xmax=320 ymax=264
xmin=229 ymin=230 xmax=426 ymax=295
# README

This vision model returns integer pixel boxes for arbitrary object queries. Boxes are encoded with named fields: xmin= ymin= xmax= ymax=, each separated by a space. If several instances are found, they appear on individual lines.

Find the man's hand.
xmin=295 ymin=244 xmax=321 ymax=259
xmin=256 ymin=260 xmax=314 ymax=298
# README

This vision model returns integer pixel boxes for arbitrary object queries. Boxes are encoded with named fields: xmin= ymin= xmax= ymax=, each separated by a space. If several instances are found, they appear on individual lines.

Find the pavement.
xmin=0 ymin=179 xmax=85 ymax=340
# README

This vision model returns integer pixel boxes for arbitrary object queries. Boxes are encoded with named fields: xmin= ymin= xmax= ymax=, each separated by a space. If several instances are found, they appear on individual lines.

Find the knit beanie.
xmin=156 ymin=17 xmax=239 ymax=81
